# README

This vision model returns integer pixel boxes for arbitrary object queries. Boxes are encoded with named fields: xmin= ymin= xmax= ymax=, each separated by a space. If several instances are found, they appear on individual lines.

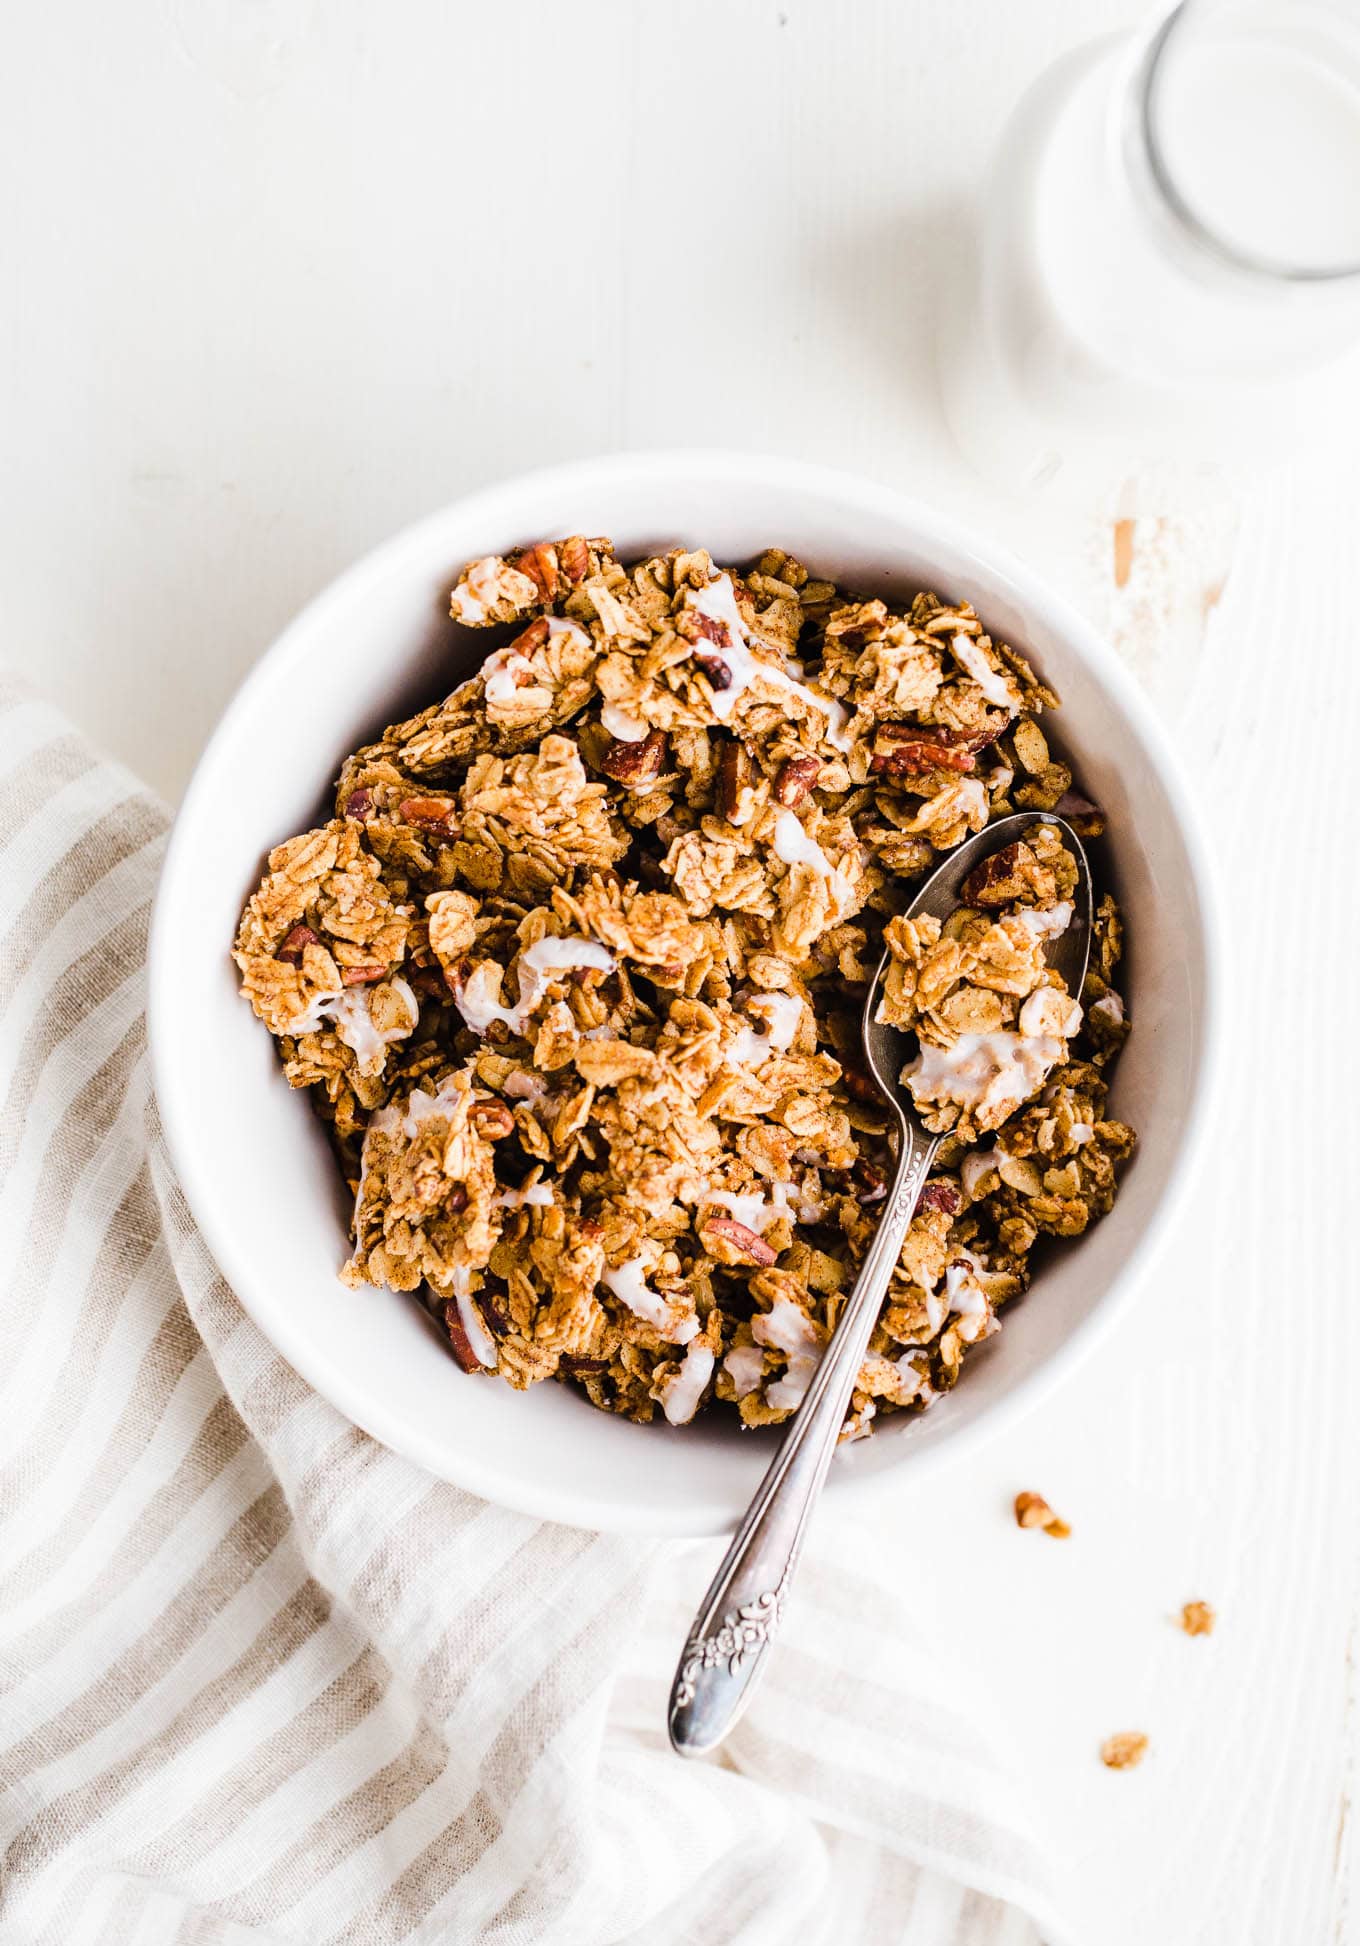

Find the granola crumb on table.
xmin=1179 ymin=1600 xmax=1216 ymax=1637
xmin=1100 ymin=1731 xmax=1150 ymax=1771
xmin=1014 ymin=1490 xmax=1071 ymax=1538
xmin=233 ymin=537 xmax=1136 ymax=1436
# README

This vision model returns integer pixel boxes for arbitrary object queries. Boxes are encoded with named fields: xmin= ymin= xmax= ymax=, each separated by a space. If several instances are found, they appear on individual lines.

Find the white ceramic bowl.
xmin=149 ymin=452 xmax=1219 ymax=1537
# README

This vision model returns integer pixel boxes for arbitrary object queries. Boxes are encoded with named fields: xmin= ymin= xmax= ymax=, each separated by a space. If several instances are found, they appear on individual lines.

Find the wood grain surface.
xmin=3 ymin=3 xmax=1353 ymax=1940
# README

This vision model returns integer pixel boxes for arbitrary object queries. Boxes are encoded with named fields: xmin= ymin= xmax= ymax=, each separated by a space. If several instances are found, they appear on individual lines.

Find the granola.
xmin=233 ymin=539 xmax=1135 ymax=1436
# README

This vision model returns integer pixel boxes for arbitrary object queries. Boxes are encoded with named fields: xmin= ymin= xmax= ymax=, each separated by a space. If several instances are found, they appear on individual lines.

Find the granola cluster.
xmin=233 ymin=537 xmax=1134 ymax=1437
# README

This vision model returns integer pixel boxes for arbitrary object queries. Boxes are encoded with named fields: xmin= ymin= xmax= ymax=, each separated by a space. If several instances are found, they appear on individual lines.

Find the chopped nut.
xmin=469 ymin=1101 xmax=516 ymax=1139
xmin=558 ymin=535 xmax=591 ymax=583
xmin=701 ymin=1216 xmax=778 ymax=1267
xmin=443 ymin=1303 xmax=485 ymax=1374
xmin=510 ymin=543 xmax=561 ymax=604
xmin=276 ymin=924 xmax=319 ymax=965
xmin=1100 ymin=1732 xmax=1149 ymax=1771
xmin=961 ymin=840 xmax=1055 ymax=909
xmin=341 ymin=964 xmax=387 ymax=985
xmin=1179 ymin=1600 xmax=1215 ymax=1637
xmin=1055 ymin=788 xmax=1107 ymax=838
xmin=871 ymin=724 xmax=976 ymax=777
xmin=599 ymin=728 xmax=668 ymax=788
xmin=1014 ymin=1490 xmax=1070 ymax=1537
xmin=715 ymin=739 xmax=756 ymax=823
xmin=399 ymin=795 xmax=460 ymax=837
xmin=691 ymin=648 xmax=733 ymax=691
xmin=773 ymin=755 xmax=823 ymax=807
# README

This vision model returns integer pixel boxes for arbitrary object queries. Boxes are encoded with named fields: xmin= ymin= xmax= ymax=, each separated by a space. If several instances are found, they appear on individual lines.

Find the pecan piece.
xmin=700 ymin=1216 xmax=778 ymax=1267
xmin=1055 ymin=788 xmax=1107 ymax=838
xmin=558 ymin=534 xmax=591 ymax=583
xmin=469 ymin=1101 xmax=516 ymax=1139
xmin=276 ymin=924 xmax=318 ymax=965
xmin=773 ymin=755 xmax=823 ymax=807
xmin=477 ymin=1282 xmax=511 ymax=1336
xmin=918 ymin=1180 xmax=960 ymax=1214
xmin=962 ymin=840 xmax=1053 ymax=909
xmin=341 ymin=964 xmax=387 ymax=985
xmin=443 ymin=1302 xmax=483 ymax=1374
xmin=715 ymin=738 xmax=756 ymax=823
xmin=853 ymin=1159 xmax=888 ymax=1205
xmin=842 ymin=1065 xmax=885 ymax=1106
xmin=399 ymin=795 xmax=460 ymax=839
xmin=871 ymin=724 xmax=976 ymax=777
xmin=509 ymin=542 xmax=559 ymax=604
xmin=559 ymin=1352 xmax=609 ymax=1376
xmin=343 ymin=787 xmax=373 ymax=821
xmin=598 ymin=728 xmax=667 ymax=788
xmin=690 ymin=609 xmax=734 ymax=650
xmin=691 ymin=648 xmax=733 ymax=691
xmin=510 ymin=615 xmax=550 ymax=654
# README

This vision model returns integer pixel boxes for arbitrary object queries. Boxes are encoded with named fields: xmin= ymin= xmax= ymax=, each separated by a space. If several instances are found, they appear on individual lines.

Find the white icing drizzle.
xmin=546 ymin=616 xmax=590 ymax=647
xmin=602 ymin=1254 xmax=699 ymax=1345
xmin=289 ymin=976 xmax=417 ymax=1078
xmin=722 ymin=1340 xmax=766 ymax=1399
xmin=708 ymin=1187 xmax=771 ymax=1231
xmin=480 ymin=617 xmax=587 ymax=708
xmin=708 ymin=1171 xmax=820 ymax=1234
xmin=448 ymin=559 xmax=500 ymax=625
xmin=1090 ymin=991 xmax=1125 ymax=1026
xmin=754 ymin=1298 xmax=824 ymax=1411
xmin=453 ymin=935 xmax=615 ymax=1038
xmin=782 ymin=1176 xmax=826 ymax=1223
xmin=450 ymin=1267 xmax=497 ymax=1369
xmin=1070 ymin=1121 xmax=1094 ymax=1144
xmin=771 ymin=810 xmax=858 ymax=916
xmin=908 ymin=1031 xmax=1065 ymax=1119
xmin=726 ymin=990 xmax=803 ymax=1067
xmin=659 ymin=1340 xmax=715 ymax=1426
xmin=943 ymin=1256 xmax=989 ymax=1318
xmin=493 ymin=1180 xmax=554 ymax=1210
xmin=950 ymin=632 xmax=1021 ymax=713
xmin=481 ymin=646 xmax=537 ymax=707
xmin=1018 ymin=986 xmax=1083 ymax=1038
xmin=502 ymin=1070 xmax=547 ymax=1102
xmin=961 ymin=1146 xmax=999 ymax=1200
xmin=1012 ymin=901 xmax=1073 ymax=942
xmin=600 ymin=698 xmax=649 ymax=742
xmin=687 ymin=573 xmax=853 ymax=751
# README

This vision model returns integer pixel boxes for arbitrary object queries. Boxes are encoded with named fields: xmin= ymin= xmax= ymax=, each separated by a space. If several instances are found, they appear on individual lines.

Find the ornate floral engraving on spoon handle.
xmin=672 ymin=1576 xmax=789 ymax=1709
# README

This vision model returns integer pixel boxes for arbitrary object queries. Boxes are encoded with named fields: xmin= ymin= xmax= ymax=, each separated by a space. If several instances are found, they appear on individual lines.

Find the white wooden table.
xmin=4 ymin=3 xmax=1354 ymax=1940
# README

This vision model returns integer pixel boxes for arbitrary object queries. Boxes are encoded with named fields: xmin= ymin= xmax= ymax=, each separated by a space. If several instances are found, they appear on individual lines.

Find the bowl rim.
xmin=148 ymin=448 xmax=1223 ymax=1533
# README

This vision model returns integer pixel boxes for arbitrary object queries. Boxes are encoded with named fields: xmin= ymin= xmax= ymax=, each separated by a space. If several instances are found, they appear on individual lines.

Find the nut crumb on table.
xmin=232 ymin=537 xmax=1135 ymax=1434
xmin=1100 ymin=1732 xmax=1150 ymax=1771
xmin=1014 ymin=1490 xmax=1071 ymax=1538
xmin=1179 ymin=1600 xmax=1215 ymax=1636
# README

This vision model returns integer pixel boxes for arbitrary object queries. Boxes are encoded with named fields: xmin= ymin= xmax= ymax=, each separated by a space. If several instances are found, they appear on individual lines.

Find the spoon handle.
xmin=667 ymin=1121 xmax=939 ymax=1758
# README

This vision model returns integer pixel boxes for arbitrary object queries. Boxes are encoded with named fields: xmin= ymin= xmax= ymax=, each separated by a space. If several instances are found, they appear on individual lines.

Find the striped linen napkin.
xmin=0 ymin=678 xmax=1071 ymax=1946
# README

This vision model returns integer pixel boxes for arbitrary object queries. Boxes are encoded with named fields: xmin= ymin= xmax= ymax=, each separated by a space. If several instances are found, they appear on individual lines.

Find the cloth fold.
xmin=0 ymin=680 xmax=1067 ymax=1946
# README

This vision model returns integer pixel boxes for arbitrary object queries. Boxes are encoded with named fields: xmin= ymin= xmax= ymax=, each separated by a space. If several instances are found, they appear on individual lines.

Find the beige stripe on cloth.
xmin=0 ymin=678 xmax=1073 ymax=1946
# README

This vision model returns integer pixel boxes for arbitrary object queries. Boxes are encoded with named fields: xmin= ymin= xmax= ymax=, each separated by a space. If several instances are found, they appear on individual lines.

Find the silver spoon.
xmin=668 ymin=812 xmax=1094 ymax=1758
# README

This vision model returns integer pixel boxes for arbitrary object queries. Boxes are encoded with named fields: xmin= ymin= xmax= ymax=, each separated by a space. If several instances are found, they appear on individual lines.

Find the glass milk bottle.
xmin=939 ymin=0 xmax=1360 ymax=502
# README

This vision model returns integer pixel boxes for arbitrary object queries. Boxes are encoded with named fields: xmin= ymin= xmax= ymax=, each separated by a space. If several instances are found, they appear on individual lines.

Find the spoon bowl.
xmin=861 ymin=810 xmax=1094 ymax=1141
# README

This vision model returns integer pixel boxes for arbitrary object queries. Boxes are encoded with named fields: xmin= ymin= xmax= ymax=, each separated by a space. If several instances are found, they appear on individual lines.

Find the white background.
xmin=3 ymin=2 xmax=1356 ymax=1942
